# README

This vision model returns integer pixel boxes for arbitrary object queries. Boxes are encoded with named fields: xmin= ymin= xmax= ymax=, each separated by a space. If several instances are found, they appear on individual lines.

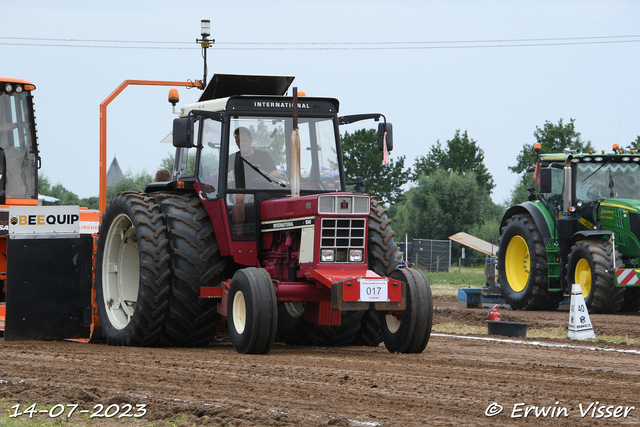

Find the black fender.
xmin=568 ymin=230 xmax=613 ymax=250
xmin=500 ymin=204 xmax=552 ymax=247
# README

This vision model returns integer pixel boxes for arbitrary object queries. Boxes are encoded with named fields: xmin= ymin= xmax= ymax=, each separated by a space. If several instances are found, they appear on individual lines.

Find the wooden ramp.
xmin=449 ymin=232 xmax=498 ymax=257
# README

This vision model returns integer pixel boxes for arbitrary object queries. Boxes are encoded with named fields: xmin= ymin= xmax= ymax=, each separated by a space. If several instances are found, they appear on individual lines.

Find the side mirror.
xmin=172 ymin=117 xmax=194 ymax=148
xmin=346 ymin=176 xmax=366 ymax=193
xmin=539 ymin=168 xmax=552 ymax=193
xmin=377 ymin=122 xmax=393 ymax=152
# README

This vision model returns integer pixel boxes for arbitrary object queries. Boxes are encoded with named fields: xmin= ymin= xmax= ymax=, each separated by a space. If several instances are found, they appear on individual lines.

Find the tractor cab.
xmin=0 ymin=78 xmax=39 ymax=204
xmin=164 ymin=75 xmax=392 ymax=267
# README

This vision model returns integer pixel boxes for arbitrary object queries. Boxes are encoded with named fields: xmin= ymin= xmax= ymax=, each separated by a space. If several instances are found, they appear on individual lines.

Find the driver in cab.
xmin=229 ymin=126 xmax=279 ymax=188
xmin=228 ymin=127 xmax=280 ymax=236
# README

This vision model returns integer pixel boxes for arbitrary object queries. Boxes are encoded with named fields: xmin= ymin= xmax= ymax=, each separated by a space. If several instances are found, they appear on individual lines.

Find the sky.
xmin=3 ymin=1 xmax=640 ymax=205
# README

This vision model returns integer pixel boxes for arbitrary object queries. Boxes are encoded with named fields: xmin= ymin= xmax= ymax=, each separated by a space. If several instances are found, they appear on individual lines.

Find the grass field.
xmin=422 ymin=266 xmax=485 ymax=296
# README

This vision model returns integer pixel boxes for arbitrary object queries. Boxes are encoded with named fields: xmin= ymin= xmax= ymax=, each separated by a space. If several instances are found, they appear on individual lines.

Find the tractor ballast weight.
xmin=94 ymin=74 xmax=433 ymax=354
xmin=498 ymin=147 xmax=640 ymax=313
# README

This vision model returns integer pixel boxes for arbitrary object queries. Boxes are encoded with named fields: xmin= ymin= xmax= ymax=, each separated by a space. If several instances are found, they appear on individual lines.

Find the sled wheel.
xmin=227 ymin=268 xmax=277 ymax=354
xmin=381 ymin=267 xmax=433 ymax=353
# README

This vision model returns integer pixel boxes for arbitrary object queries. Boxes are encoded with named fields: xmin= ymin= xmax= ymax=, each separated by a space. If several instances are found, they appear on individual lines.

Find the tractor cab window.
xmin=576 ymin=162 xmax=640 ymax=202
xmin=226 ymin=116 xmax=340 ymax=192
xmin=197 ymin=118 xmax=222 ymax=199
xmin=0 ymin=91 xmax=37 ymax=200
xmin=540 ymin=167 xmax=564 ymax=209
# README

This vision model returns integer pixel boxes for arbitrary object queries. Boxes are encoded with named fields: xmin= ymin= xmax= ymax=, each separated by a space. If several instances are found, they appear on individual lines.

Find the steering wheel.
xmin=600 ymin=187 xmax=618 ymax=199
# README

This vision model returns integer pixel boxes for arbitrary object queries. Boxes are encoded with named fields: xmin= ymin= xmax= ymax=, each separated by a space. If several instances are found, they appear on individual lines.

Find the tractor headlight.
xmin=321 ymin=249 xmax=335 ymax=262
xmin=349 ymin=249 xmax=363 ymax=262
xmin=14 ymin=84 xmax=23 ymax=94
xmin=4 ymin=83 xmax=13 ymax=93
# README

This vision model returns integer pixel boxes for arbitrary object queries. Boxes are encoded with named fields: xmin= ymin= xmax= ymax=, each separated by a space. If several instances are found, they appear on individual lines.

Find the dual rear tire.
xmin=95 ymin=192 xmax=226 ymax=347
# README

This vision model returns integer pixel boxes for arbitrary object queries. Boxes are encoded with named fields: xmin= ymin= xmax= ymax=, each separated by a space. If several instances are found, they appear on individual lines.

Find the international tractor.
xmin=499 ymin=144 xmax=640 ymax=314
xmin=94 ymin=74 xmax=433 ymax=354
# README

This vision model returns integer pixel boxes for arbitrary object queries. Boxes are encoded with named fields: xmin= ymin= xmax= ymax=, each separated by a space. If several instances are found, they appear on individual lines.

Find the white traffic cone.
xmin=568 ymin=284 xmax=596 ymax=340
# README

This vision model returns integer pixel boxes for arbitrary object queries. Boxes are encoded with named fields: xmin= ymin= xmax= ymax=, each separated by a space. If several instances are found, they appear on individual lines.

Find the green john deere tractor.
xmin=499 ymin=144 xmax=640 ymax=313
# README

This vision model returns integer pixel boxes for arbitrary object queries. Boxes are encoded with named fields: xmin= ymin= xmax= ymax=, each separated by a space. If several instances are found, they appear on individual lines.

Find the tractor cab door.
xmin=0 ymin=90 xmax=38 ymax=201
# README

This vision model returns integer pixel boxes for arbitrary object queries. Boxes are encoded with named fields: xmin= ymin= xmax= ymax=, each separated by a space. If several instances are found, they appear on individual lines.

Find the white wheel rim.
xmin=233 ymin=291 xmax=247 ymax=334
xmin=386 ymin=314 xmax=401 ymax=334
xmin=101 ymin=213 xmax=140 ymax=330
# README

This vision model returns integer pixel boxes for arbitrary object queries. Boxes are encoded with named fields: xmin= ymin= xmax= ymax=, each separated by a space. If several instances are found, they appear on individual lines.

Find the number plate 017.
xmin=359 ymin=279 xmax=388 ymax=302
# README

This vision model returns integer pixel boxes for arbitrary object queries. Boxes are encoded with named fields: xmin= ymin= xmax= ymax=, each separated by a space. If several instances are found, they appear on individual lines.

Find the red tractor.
xmin=94 ymin=75 xmax=433 ymax=354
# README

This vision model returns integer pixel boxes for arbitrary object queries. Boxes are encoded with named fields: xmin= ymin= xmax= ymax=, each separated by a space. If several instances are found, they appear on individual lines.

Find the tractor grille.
xmin=320 ymin=218 xmax=366 ymax=263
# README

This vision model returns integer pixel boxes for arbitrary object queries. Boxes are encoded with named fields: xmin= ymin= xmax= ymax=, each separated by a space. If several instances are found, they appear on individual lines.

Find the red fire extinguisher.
xmin=488 ymin=305 xmax=501 ymax=321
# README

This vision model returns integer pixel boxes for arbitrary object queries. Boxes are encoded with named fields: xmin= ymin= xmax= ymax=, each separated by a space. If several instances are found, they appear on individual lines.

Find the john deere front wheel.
xmin=498 ymin=213 xmax=550 ymax=310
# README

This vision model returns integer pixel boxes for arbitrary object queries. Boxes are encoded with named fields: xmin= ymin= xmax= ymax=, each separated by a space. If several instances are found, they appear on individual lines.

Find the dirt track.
xmin=1 ymin=296 xmax=639 ymax=426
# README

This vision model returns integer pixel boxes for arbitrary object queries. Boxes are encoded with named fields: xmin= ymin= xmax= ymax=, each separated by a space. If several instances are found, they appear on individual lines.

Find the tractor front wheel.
xmin=498 ymin=213 xmax=551 ymax=310
xmin=227 ymin=268 xmax=277 ymax=354
xmin=381 ymin=267 xmax=433 ymax=353
xmin=94 ymin=192 xmax=171 ymax=346
xmin=567 ymin=240 xmax=625 ymax=313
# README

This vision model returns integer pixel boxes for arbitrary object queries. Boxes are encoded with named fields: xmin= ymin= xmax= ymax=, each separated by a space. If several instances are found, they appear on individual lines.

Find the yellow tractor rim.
xmin=574 ymin=258 xmax=592 ymax=298
xmin=505 ymin=235 xmax=530 ymax=293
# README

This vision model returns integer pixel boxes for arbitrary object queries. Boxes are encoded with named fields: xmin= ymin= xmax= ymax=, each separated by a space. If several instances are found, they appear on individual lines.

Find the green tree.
xmin=341 ymin=129 xmax=411 ymax=205
xmin=510 ymin=118 xmax=593 ymax=175
xmin=508 ymin=118 xmax=593 ymax=206
xmin=393 ymin=169 xmax=497 ymax=243
xmin=412 ymin=130 xmax=494 ymax=193
xmin=106 ymin=170 xmax=154 ymax=202
xmin=626 ymin=136 xmax=640 ymax=151
xmin=38 ymin=173 xmax=97 ymax=208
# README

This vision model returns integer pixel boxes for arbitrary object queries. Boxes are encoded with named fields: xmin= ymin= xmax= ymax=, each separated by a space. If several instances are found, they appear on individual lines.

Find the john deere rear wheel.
xmin=498 ymin=213 xmax=551 ymax=310
xmin=567 ymin=240 xmax=625 ymax=314
xmin=95 ymin=192 xmax=171 ymax=346
xmin=621 ymin=288 xmax=640 ymax=312
xmin=156 ymin=192 xmax=227 ymax=347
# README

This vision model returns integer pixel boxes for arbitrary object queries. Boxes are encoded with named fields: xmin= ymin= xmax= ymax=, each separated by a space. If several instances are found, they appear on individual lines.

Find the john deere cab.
xmin=94 ymin=74 xmax=433 ymax=354
xmin=499 ymin=144 xmax=640 ymax=313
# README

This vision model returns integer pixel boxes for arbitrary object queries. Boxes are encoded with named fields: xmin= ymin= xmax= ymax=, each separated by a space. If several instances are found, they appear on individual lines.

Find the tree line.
xmin=342 ymin=119 xmax=639 ymax=260
xmin=39 ymin=121 xmax=640 ymax=259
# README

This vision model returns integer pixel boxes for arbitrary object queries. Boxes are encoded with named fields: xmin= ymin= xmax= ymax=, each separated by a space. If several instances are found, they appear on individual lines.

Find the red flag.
xmin=533 ymin=160 xmax=541 ymax=185
xmin=382 ymin=132 xmax=389 ymax=165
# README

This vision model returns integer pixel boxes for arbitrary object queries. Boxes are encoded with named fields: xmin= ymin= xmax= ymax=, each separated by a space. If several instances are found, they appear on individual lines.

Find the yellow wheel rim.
xmin=574 ymin=258 xmax=592 ymax=298
xmin=505 ymin=235 xmax=530 ymax=293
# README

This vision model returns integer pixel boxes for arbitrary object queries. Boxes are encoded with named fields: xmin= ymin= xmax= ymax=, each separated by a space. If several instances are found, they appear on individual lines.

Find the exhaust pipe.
xmin=290 ymin=87 xmax=301 ymax=198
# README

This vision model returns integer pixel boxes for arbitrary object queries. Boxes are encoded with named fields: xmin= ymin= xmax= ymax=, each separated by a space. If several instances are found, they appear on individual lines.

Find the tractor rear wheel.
xmin=227 ymin=268 xmax=277 ymax=354
xmin=567 ymin=240 xmax=625 ymax=313
xmin=498 ymin=213 xmax=551 ymax=310
xmin=95 ymin=192 xmax=171 ymax=346
xmin=357 ymin=198 xmax=404 ymax=346
xmin=381 ymin=267 xmax=433 ymax=353
xmin=621 ymin=288 xmax=640 ymax=312
xmin=156 ymin=192 xmax=226 ymax=347
xmin=301 ymin=311 xmax=364 ymax=347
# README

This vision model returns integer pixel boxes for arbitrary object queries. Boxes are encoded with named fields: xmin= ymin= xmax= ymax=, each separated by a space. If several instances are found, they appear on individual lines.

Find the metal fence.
xmin=397 ymin=239 xmax=451 ymax=272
